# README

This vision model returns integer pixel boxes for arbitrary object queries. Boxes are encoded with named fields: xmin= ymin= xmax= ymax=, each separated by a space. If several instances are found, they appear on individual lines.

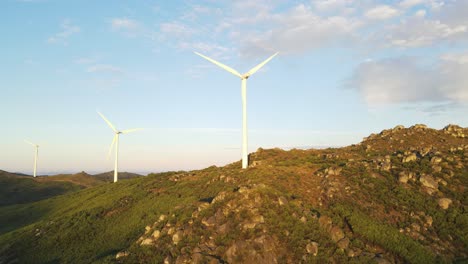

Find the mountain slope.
xmin=0 ymin=170 xmax=86 ymax=207
xmin=0 ymin=124 xmax=466 ymax=264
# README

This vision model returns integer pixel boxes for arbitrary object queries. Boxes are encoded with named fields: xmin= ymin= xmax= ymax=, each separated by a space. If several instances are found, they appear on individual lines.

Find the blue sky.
xmin=1 ymin=0 xmax=467 ymax=174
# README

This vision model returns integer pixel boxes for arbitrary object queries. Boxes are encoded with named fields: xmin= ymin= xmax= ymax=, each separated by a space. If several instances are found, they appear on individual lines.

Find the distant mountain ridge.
xmin=0 ymin=170 xmax=143 ymax=206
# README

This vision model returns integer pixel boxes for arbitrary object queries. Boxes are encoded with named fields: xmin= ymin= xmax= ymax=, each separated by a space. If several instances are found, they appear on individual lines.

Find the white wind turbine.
xmin=24 ymin=140 xmax=39 ymax=177
xmin=195 ymin=51 xmax=278 ymax=169
xmin=98 ymin=112 xmax=141 ymax=183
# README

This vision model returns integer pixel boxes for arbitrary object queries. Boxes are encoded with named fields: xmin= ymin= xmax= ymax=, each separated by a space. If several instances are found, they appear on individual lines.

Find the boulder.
xmin=337 ymin=238 xmax=350 ymax=249
xmin=330 ymin=226 xmax=345 ymax=242
xmin=140 ymin=238 xmax=153 ymax=246
xmin=398 ymin=172 xmax=409 ymax=183
xmin=319 ymin=215 xmax=333 ymax=232
xmin=411 ymin=124 xmax=427 ymax=129
xmin=443 ymin=124 xmax=462 ymax=132
xmin=306 ymin=242 xmax=319 ymax=256
xmin=278 ymin=196 xmax=287 ymax=206
xmin=419 ymin=175 xmax=438 ymax=190
xmin=152 ymin=230 xmax=161 ymax=239
xmin=438 ymin=198 xmax=452 ymax=209
xmin=403 ymin=153 xmax=417 ymax=163
xmin=172 ymin=230 xmax=183 ymax=245
xmin=115 ymin=251 xmax=129 ymax=259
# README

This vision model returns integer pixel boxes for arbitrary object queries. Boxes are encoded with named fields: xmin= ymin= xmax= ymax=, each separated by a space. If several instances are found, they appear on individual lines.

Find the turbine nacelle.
xmin=98 ymin=111 xmax=142 ymax=182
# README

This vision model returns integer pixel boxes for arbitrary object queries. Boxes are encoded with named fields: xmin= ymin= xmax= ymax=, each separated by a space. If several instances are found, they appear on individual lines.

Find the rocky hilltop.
xmin=0 ymin=124 xmax=466 ymax=264
xmin=120 ymin=124 xmax=467 ymax=263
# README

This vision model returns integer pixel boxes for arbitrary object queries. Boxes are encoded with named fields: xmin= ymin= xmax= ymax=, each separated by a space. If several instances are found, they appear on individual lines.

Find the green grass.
xmin=0 ymin=175 xmax=84 ymax=207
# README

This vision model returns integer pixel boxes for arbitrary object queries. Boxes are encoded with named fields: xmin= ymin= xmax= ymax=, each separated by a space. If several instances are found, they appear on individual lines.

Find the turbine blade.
xmin=98 ymin=112 xmax=118 ymax=132
xmin=194 ymin=52 xmax=243 ymax=78
xmin=246 ymin=52 xmax=278 ymax=77
xmin=121 ymin=128 xmax=142 ymax=134
xmin=107 ymin=135 xmax=117 ymax=159
xmin=24 ymin=140 xmax=35 ymax=146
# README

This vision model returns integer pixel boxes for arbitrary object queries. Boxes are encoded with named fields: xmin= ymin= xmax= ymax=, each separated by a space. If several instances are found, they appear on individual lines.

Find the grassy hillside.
xmin=0 ymin=124 xmax=466 ymax=263
xmin=0 ymin=171 xmax=85 ymax=207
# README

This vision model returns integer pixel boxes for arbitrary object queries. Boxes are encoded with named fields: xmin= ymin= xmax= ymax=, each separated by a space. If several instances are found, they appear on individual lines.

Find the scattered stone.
xmin=172 ymin=230 xmax=183 ymax=245
xmin=252 ymin=215 xmax=265 ymax=224
xmin=202 ymin=216 xmax=216 ymax=227
xmin=432 ymin=166 xmax=442 ymax=173
xmin=140 ymin=238 xmax=153 ymax=246
xmin=425 ymin=216 xmax=433 ymax=227
xmin=115 ymin=251 xmax=129 ymax=259
xmin=319 ymin=215 xmax=333 ymax=232
xmin=326 ymin=167 xmax=343 ymax=176
xmin=330 ymin=226 xmax=345 ymax=242
xmin=393 ymin=125 xmax=405 ymax=130
xmin=306 ymin=242 xmax=319 ymax=256
xmin=411 ymin=124 xmax=427 ymax=130
xmin=159 ymin=214 xmax=167 ymax=222
xmin=403 ymin=153 xmax=417 ymax=163
xmin=212 ymin=191 xmax=227 ymax=204
xmin=278 ymin=196 xmax=287 ymax=206
xmin=152 ymin=230 xmax=161 ymax=239
xmin=438 ymin=198 xmax=453 ymax=210
xmin=337 ymin=238 xmax=350 ymax=249
xmin=167 ymin=227 xmax=175 ymax=235
xmin=419 ymin=174 xmax=438 ymax=190
xmin=398 ymin=172 xmax=409 ymax=183
xmin=431 ymin=157 xmax=442 ymax=164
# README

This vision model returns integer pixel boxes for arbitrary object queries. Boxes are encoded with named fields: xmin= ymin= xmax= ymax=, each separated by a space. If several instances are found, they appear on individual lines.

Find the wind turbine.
xmin=98 ymin=112 xmax=141 ymax=183
xmin=24 ymin=140 xmax=39 ymax=177
xmin=194 ymin=51 xmax=278 ymax=169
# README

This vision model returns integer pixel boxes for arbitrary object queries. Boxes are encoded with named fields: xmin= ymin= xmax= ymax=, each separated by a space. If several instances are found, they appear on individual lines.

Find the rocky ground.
xmin=115 ymin=124 xmax=467 ymax=263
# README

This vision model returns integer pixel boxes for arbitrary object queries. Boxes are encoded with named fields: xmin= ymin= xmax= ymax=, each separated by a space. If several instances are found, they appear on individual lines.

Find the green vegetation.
xmin=0 ymin=125 xmax=467 ymax=263
xmin=0 ymin=172 xmax=84 ymax=206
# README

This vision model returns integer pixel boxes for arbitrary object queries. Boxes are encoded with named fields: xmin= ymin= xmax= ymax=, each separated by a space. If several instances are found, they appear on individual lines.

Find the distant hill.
xmin=0 ymin=170 xmax=85 ymax=207
xmin=93 ymin=171 xmax=143 ymax=182
xmin=0 ymin=124 xmax=466 ymax=263
xmin=0 ymin=170 xmax=141 ymax=207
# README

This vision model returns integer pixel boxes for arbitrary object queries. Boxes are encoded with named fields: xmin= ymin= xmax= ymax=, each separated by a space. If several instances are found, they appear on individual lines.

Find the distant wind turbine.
xmin=194 ymin=51 xmax=278 ymax=169
xmin=98 ymin=112 xmax=141 ymax=183
xmin=24 ymin=140 xmax=39 ymax=177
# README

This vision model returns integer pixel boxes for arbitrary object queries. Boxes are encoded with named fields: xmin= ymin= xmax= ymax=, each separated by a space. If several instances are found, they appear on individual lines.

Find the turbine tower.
xmin=194 ymin=51 xmax=278 ymax=169
xmin=24 ymin=140 xmax=39 ymax=177
xmin=98 ymin=112 xmax=141 ymax=183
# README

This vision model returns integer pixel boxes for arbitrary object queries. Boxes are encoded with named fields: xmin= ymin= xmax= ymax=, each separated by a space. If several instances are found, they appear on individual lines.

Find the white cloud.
xmin=160 ymin=22 xmax=195 ymax=38
xmin=314 ymin=0 xmax=354 ymax=12
xmin=414 ymin=9 xmax=426 ymax=17
xmin=239 ymin=4 xmax=361 ymax=57
xmin=47 ymin=19 xmax=80 ymax=45
xmin=365 ymin=5 xmax=400 ymax=20
xmin=74 ymin=57 xmax=96 ymax=64
xmin=399 ymin=0 xmax=425 ymax=9
xmin=111 ymin=18 xmax=139 ymax=31
xmin=348 ymin=54 xmax=468 ymax=105
xmin=386 ymin=17 xmax=468 ymax=47
xmin=86 ymin=64 xmax=123 ymax=74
